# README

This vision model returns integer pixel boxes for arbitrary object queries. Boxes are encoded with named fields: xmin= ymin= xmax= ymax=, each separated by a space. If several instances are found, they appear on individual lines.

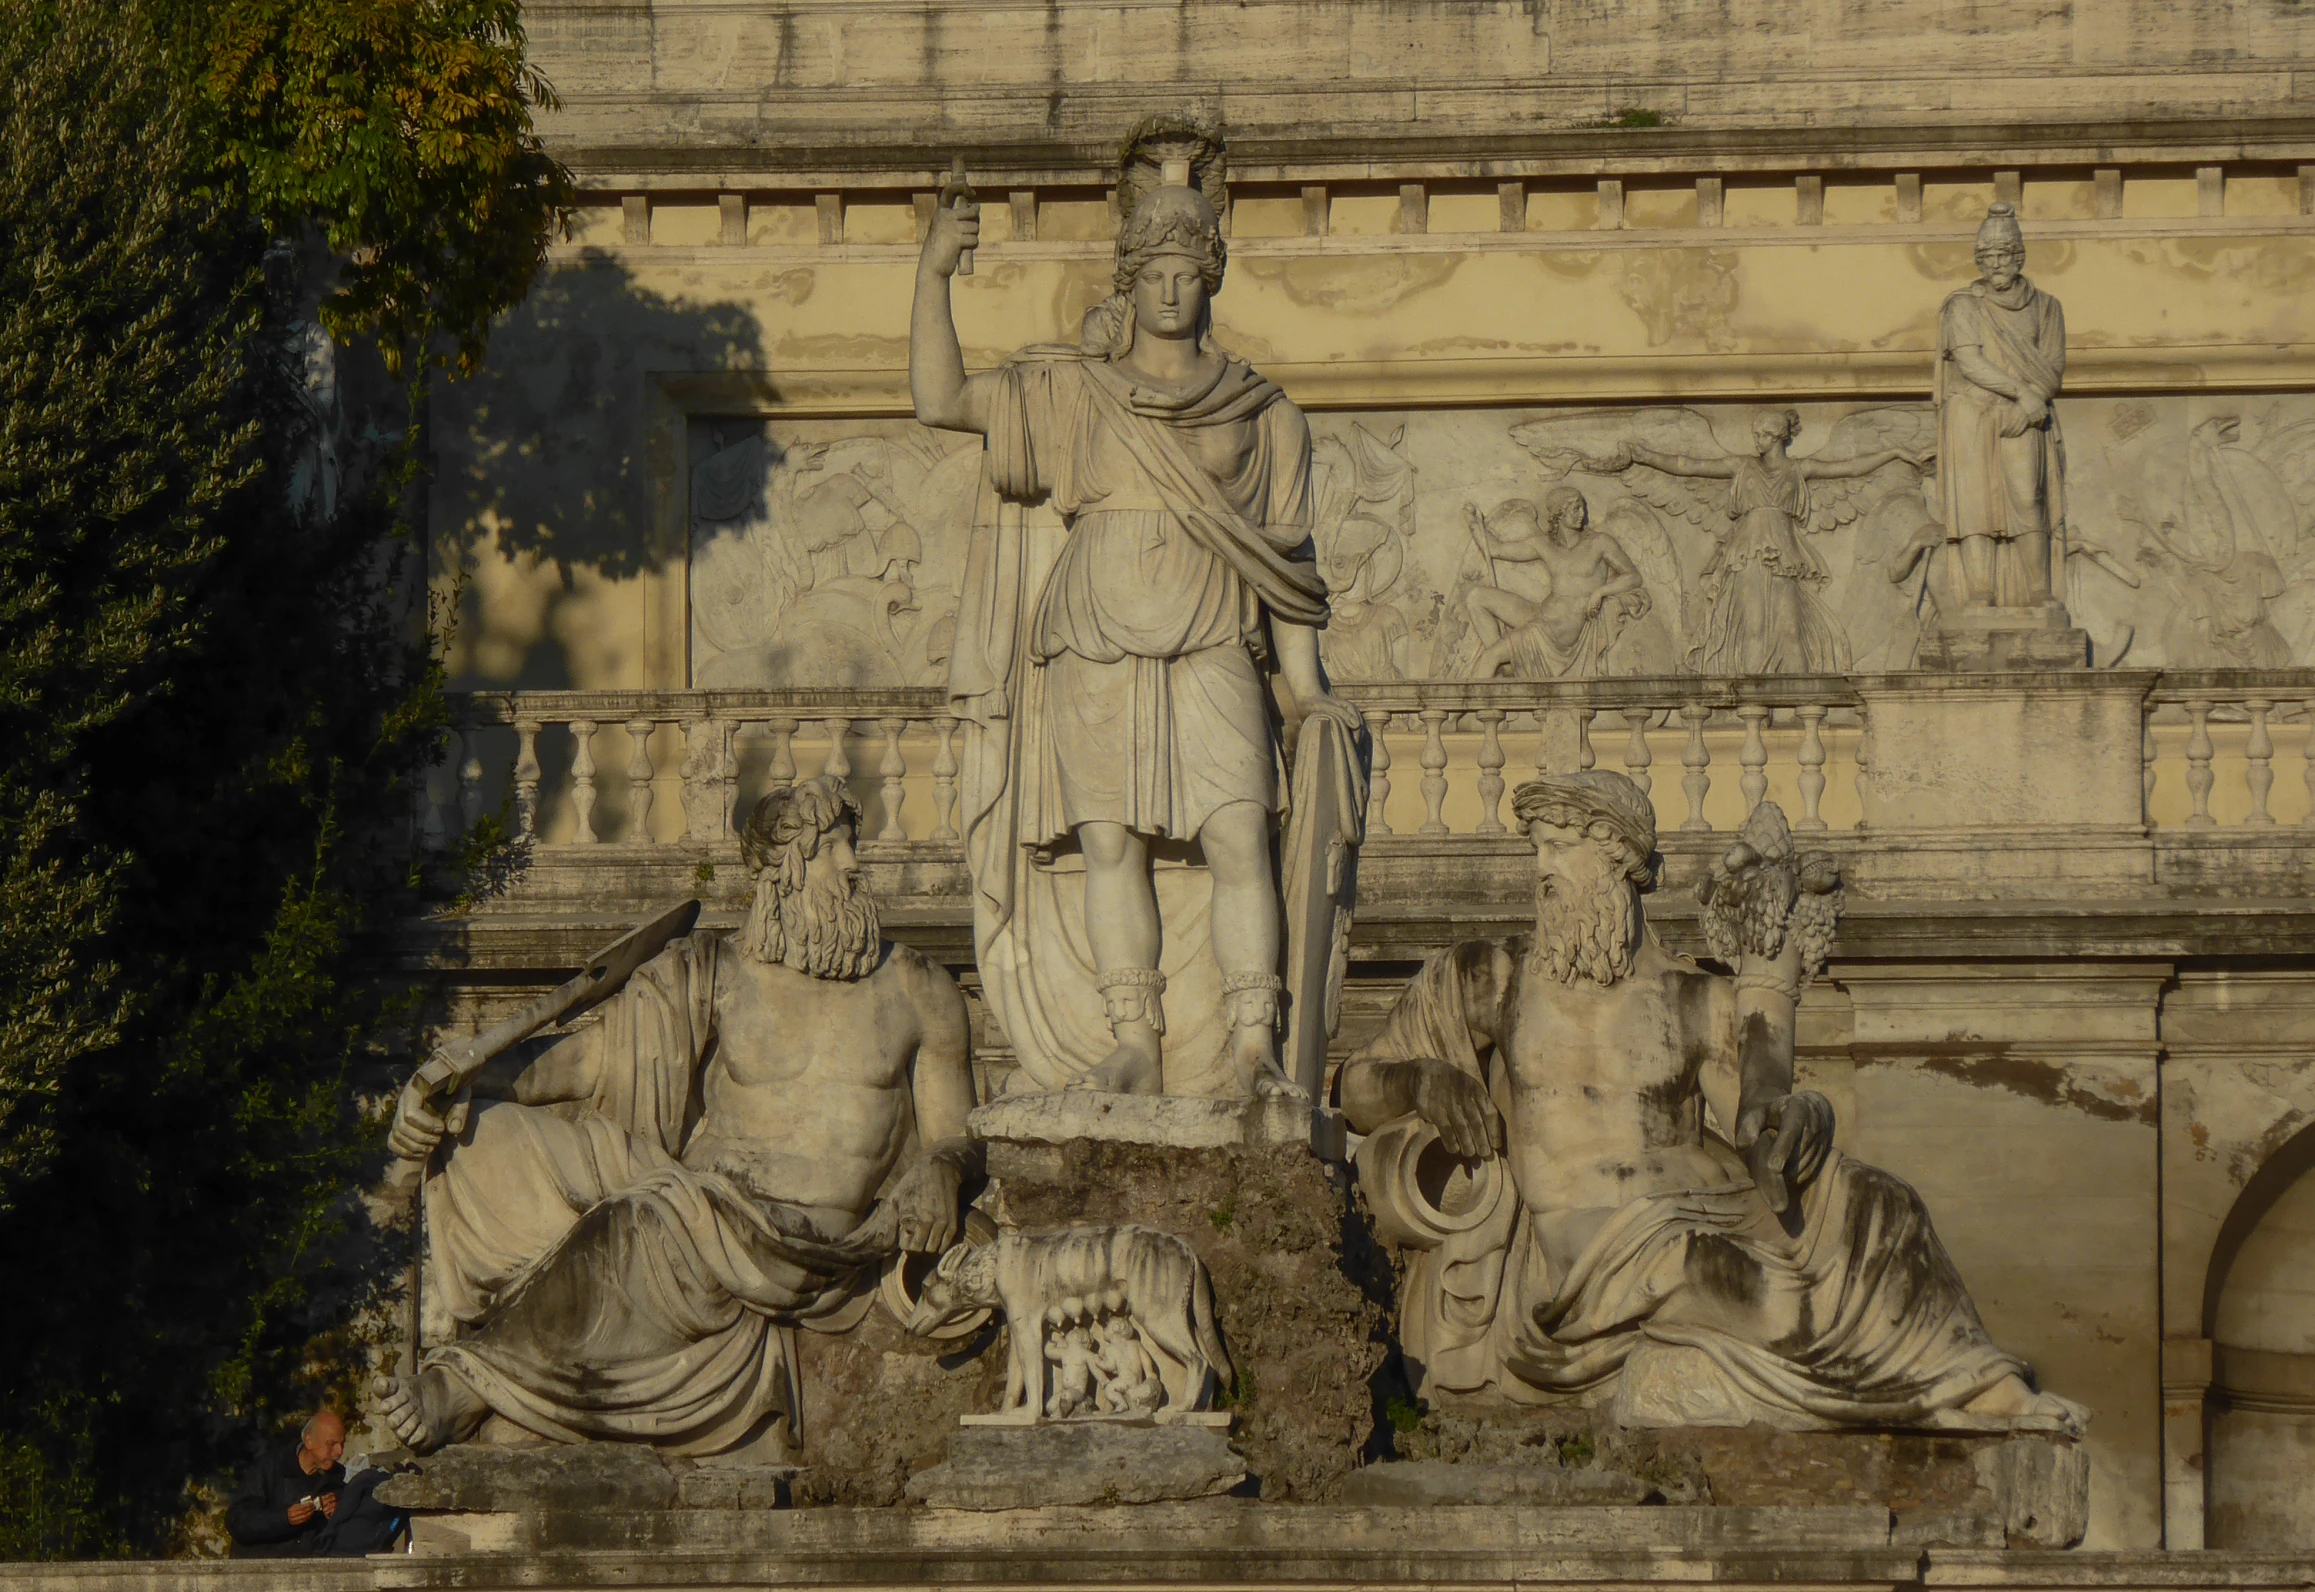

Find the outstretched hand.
xmin=1736 ymin=1090 xmax=1834 ymax=1213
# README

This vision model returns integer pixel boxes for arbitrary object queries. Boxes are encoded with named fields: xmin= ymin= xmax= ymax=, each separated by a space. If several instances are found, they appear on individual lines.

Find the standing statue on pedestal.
xmin=1935 ymin=201 xmax=2068 ymax=615
xmin=1340 ymin=772 xmax=2085 ymax=1434
xmin=913 ymin=117 xmax=1363 ymax=1099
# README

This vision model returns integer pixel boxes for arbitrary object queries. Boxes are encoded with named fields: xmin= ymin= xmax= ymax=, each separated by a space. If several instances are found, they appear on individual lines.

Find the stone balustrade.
xmin=420 ymin=671 xmax=2315 ymax=858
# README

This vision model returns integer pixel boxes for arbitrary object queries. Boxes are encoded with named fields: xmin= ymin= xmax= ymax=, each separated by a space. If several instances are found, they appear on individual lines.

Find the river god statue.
xmin=380 ymin=777 xmax=981 ymax=1456
xmin=911 ymin=117 xmax=1363 ymax=1099
xmin=1340 ymin=772 xmax=2086 ymax=1434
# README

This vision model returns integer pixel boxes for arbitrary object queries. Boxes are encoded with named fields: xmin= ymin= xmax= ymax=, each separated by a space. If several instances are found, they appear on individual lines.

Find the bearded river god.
xmin=911 ymin=120 xmax=1364 ymax=1101
xmin=1337 ymin=771 xmax=2087 ymax=1435
xmin=379 ymin=778 xmax=980 ymax=1457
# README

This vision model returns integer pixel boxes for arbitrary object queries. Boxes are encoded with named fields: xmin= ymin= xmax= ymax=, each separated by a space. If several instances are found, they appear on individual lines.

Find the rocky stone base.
xmin=904 ymin=1422 xmax=1247 ymax=1509
xmin=1391 ymin=1403 xmax=2089 ymax=1547
xmin=983 ymin=1133 xmax=1395 ymax=1500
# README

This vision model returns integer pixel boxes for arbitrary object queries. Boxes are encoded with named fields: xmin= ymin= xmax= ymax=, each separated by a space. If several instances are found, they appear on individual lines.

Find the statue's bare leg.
xmin=1464 ymin=586 xmax=1536 ymax=648
xmin=1076 ymin=821 xmax=1164 ymax=1095
xmin=380 ymin=1365 xmax=489 ymax=1455
xmin=1201 ymin=801 xmax=1297 ymax=1097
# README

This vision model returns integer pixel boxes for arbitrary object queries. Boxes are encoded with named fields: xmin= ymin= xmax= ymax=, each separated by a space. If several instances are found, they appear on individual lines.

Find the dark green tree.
xmin=0 ymin=0 xmax=565 ymax=1554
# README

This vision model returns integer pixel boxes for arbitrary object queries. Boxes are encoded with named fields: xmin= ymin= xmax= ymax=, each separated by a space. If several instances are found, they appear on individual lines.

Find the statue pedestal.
xmin=969 ymin=1088 xmax=1348 ymax=1159
xmin=1920 ymin=603 xmax=2089 ymax=670
xmin=973 ymin=1120 xmax=1390 ymax=1501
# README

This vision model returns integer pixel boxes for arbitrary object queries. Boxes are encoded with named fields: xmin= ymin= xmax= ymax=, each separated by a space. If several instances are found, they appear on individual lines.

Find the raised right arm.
xmin=911 ymin=197 xmax=1002 ymax=434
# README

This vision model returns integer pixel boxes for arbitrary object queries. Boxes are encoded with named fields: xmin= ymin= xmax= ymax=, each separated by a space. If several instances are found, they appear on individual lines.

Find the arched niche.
xmin=2202 ymin=1117 xmax=2315 ymax=1549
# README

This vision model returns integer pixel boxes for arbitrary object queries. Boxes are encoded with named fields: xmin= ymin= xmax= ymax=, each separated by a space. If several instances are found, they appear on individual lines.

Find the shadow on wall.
xmin=433 ymin=248 xmax=767 ymax=689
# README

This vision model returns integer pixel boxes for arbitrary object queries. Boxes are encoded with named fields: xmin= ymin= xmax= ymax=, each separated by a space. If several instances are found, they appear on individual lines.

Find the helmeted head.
xmin=1082 ymin=113 xmax=1230 ymax=356
xmin=1973 ymin=201 xmax=2026 ymax=290
xmin=1511 ymin=771 xmax=1657 ymax=987
xmin=735 ymin=775 xmax=881 ymax=979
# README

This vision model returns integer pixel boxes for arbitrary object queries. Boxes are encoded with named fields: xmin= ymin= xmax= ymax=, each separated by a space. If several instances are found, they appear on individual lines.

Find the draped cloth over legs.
xmin=1353 ymin=943 xmax=2077 ymax=1433
xmin=417 ymin=934 xmax=887 ymax=1456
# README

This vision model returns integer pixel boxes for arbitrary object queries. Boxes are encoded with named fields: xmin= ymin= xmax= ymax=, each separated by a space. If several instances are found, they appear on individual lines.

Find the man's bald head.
xmin=297 ymin=1409 xmax=346 ymax=1472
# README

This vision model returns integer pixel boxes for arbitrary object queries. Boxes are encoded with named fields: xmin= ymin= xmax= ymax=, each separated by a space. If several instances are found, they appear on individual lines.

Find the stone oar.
xmin=395 ymin=897 xmax=702 ymax=1150
xmin=391 ymin=898 xmax=700 ymax=1371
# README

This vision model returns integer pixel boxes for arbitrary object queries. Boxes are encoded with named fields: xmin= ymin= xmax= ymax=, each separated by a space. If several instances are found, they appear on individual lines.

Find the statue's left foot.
xmin=1963 ymin=1373 xmax=2089 ymax=1436
xmin=381 ymin=1366 xmax=489 ymax=1455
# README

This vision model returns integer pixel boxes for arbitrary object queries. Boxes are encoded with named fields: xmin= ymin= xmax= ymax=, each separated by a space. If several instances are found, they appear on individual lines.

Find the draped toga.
xmin=1936 ymin=280 xmax=2067 ymax=547
xmin=417 ymin=933 xmax=889 ymax=1455
xmin=1351 ymin=937 xmax=2077 ymax=1432
xmin=1688 ymin=458 xmax=1851 ymax=675
xmin=946 ymin=350 xmax=1328 ymax=1095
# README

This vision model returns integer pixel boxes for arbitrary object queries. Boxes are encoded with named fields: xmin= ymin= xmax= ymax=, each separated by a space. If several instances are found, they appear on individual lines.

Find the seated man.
xmin=381 ymin=776 xmax=980 ymax=1456
xmin=225 ymin=1409 xmax=402 ymax=1558
xmin=1338 ymin=771 xmax=2084 ymax=1433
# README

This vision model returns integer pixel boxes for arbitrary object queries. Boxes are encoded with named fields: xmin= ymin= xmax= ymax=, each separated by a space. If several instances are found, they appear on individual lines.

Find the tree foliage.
xmin=0 ymin=0 xmax=566 ymax=1553
xmin=163 ymin=0 xmax=571 ymax=372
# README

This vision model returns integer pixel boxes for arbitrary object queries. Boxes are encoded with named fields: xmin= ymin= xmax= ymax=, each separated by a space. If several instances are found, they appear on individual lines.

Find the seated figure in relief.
xmin=1462 ymin=486 xmax=1651 ymax=680
xmin=379 ymin=777 xmax=980 ymax=1456
xmin=1338 ymin=771 xmax=2085 ymax=1433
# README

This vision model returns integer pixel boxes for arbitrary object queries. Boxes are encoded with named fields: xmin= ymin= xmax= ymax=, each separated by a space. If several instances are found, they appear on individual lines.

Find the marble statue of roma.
xmin=1935 ymin=200 xmax=2068 ymax=612
xmin=1338 ymin=770 xmax=2087 ymax=1434
xmin=378 ymin=776 xmax=980 ymax=1456
xmin=1463 ymin=485 xmax=1651 ymax=680
xmin=912 ymin=118 xmax=1363 ymax=1100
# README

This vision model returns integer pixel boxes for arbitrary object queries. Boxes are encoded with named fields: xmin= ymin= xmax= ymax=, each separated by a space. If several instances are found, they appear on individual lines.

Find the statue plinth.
xmin=1921 ymin=603 xmax=2089 ymax=671
xmin=969 ymin=1089 xmax=1346 ymax=1159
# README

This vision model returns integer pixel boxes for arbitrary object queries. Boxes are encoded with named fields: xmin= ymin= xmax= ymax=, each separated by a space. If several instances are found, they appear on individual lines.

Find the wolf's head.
xmin=905 ymin=1240 xmax=999 ymax=1336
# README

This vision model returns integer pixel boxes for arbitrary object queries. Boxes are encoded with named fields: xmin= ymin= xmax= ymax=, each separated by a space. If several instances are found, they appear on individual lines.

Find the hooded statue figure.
xmin=911 ymin=115 xmax=1365 ymax=1100
xmin=1934 ymin=201 xmax=2069 ymax=611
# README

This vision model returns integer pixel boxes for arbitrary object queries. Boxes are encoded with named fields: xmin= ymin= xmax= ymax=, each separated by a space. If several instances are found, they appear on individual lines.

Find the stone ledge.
xmin=9 ymin=1540 xmax=2315 ymax=1590
xmin=969 ymin=1089 xmax=1341 ymax=1154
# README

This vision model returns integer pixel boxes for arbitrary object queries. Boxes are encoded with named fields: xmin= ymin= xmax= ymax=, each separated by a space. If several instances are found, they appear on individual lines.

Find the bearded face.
xmin=738 ymin=843 xmax=881 ymax=980
xmin=1531 ymin=823 xmax=1640 ymax=987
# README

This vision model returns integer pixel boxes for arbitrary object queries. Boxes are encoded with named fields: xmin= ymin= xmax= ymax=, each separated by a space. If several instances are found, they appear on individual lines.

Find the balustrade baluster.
xmin=625 ymin=719 xmax=658 ymax=842
xmin=570 ymin=720 xmax=599 ymax=844
xmin=768 ymin=718 xmax=798 ymax=794
xmin=457 ymin=730 xmax=486 ymax=832
xmin=1579 ymin=707 xmax=1596 ymax=771
xmin=1795 ymin=705 xmax=1828 ymax=832
xmin=1475 ymin=710 xmax=1507 ymax=834
xmin=2245 ymin=699 xmax=2276 ymax=825
xmin=2144 ymin=717 xmax=2158 ymax=815
xmin=416 ymin=760 xmax=448 ymax=852
xmin=1679 ymin=705 xmax=1712 ymax=831
xmin=2303 ymin=698 xmax=2315 ymax=827
xmin=932 ymin=718 xmax=961 ymax=841
xmin=1620 ymin=709 xmax=1653 ymax=796
xmin=1365 ymin=710 xmax=1393 ymax=836
xmin=2184 ymin=699 xmax=2216 ymax=828
xmin=1737 ymin=705 xmax=1770 ymax=814
xmin=1418 ymin=709 xmax=1450 ymax=835
xmin=877 ymin=719 xmax=909 ymax=841
xmin=822 ymin=718 xmax=853 ymax=782
xmin=513 ymin=718 xmax=542 ymax=841
xmin=676 ymin=719 xmax=717 ymax=844
xmin=719 ymin=720 xmax=740 ymax=840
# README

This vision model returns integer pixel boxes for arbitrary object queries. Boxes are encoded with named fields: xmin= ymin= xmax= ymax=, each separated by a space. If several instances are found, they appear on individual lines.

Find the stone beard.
xmin=1533 ymin=829 xmax=1640 ymax=988
xmin=741 ymin=864 xmax=880 ymax=980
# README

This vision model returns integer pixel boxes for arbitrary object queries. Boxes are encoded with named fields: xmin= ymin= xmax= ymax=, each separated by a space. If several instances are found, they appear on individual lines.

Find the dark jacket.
xmin=224 ymin=1442 xmax=341 ymax=1558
